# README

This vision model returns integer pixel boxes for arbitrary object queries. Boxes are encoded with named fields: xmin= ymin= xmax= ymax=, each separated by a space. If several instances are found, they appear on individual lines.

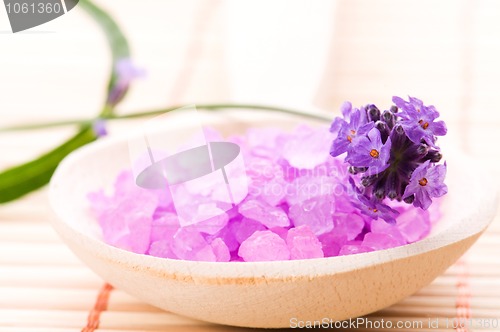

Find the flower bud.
xmin=424 ymin=150 xmax=442 ymax=163
xmin=385 ymin=172 xmax=400 ymax=200
xmin=349 ymin=166 xmax=368 ymax=175
xmin=382 ymin=110 xmax=395 ymax=129
xmin=367 ymin=105 xmax=381 ymax=122
xmin=361 ymin=175 xmax=377 ymax=187
xmin=417 ymin=144 xmax=429 ymax=156
xmin=403 ymin=194 xmax=415 ymax=204
xmin=375 ymin=121 xmax=390 ymax=143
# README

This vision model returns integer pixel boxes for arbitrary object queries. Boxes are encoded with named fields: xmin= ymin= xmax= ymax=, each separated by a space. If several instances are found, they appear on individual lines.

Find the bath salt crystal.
xmin=171 ymin=228 xmax=216 ymax=261
xmin=89 ymin=125 xmax=441 ymax=262
xmin=149 ymin=240 xmax=177 ymax=259
xmin=318 ymin=232 xmax=346 ymax=257
xmin=257 ymin=177 xmax=288 ymax=207
xmin=281 ymin=125 xmax=335 ymax=169
xmin=286 ymin=176 xmax=336 ymax=206
xmin=246 ymin=158 xmax=284 ymax=182
xmin=87 ymin=190 xmax=112 ymax=219
xmin=210 ymin=224 xmax=239 ymax=252
xmin=238 ymin=230 xmax=290 ymax=262
xmin=210 ymin=238 xmax=231 ymax=262
xmin=228 ymin=217 xmax=267 ymax=245
xmin=286 ymin=225 xmax=324 ymax=259
xmin=270 ymin=227 xmax=288 ymax=241
xmin=184 ymin=203 xmax=229 ymax=235
xmin=339 ymin=245 xmax=373 ymax=256
xmin=288 ymin=195 xmax=334 ymax=235
xmin=246 ymin=127 xmax=283 ymax=159
xmin=362 ymin=232 xmax=404 ymax=251
xmin=370 ymin=219 xmax=406 ymax=246
xmin=101 ymin=208 xmax=153 ymax=254
xmin=238 ymin=199 xmax=290 ymax=228
xmin=89 ymin=171 xmax=159 ymax=254
xmin=332 ymin=213 xmax=366 ymax=241
xmin=154 ymin=187 xmax=174 ymax=209
xmin=247 ymin=176 xmax=287 ymax=205
xmin=150 ymin=212 xmax=179 ymax=243
xmin=396 ymin=207 xmax=431 ymax=243
xmin=332 ymin=193 xmax=357 ymax=214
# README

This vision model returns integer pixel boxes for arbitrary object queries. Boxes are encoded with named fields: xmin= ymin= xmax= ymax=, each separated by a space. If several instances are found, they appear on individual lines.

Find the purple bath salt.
xmin=228 ymin=217 xmax=266 ymax=245
xmin=288 ymin=195 xmax=335 ymax=236
xmin=210 ymin=238 xmax=231 ymax=262
xmin=88 ymin=123 xmax=442 ymax=262
xmin=238 ymin=199 xmax=290 ymax=229
xmin=170 ymin=228 xmax=216 ymax=262
xmin=286 ymin=225 xmax=324 ymax=259
xmin=238 ymin=230 xmax=290 ymax=262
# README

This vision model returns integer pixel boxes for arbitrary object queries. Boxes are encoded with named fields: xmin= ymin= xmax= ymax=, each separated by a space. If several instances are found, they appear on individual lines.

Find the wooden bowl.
xmin=49 ymin=110 xmax=497 ymax=328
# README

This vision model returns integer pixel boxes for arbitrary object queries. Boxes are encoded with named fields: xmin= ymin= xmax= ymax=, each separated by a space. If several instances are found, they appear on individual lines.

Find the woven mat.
xmin=0 ymin=187 xmax=498 ymax=332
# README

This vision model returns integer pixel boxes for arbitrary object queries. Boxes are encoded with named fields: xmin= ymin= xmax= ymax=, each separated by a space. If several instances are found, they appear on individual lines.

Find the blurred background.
xmin=1 ymin=0 xmax=500 ymax=172
xmin=1 ymin=0 xmax=500 ymax=330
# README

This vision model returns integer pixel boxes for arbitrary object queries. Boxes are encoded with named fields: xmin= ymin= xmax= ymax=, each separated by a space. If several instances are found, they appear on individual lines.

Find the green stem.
xmin=0 ymin=0 xmax=130 ymax=204
xmin=0 ymin=104 xmax=331 ymax=132
xmin=0 ymin=119 xmax=94 ymax=132
xmin=0 ymin=128 xmax=96 ymax=203
xmin=79 ymin=0 xmax=131 ymax=104
xmin=112 ymin=104 xmax=331 ymax=122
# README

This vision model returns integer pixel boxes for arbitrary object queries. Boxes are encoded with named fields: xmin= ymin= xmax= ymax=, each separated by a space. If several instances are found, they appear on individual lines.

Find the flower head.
xmin=329 ymin=96 xmax=448 ymax=221
xmin=349 ymin=178 xmax=399 ymax=223
xmin=392 ymin=96 xmax=447 ymax=146
xmin=330 ymin=102 xmax=374 ymax=157
xmin=108 ymin=58 xmax=146 ymax=106
xmin=346 ymin=128 xmax=391 ymax=175
xmin=403 ymin=160 xmax=447 ymax=209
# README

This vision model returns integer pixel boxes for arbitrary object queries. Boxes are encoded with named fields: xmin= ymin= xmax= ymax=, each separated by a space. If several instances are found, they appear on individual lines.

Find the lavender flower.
xmin=346 ymin=128 xmax=391 ymax=176
xmin=356 ymin=194 xmax=399 ymax=224
xmin=392 ymin=96 xmax=447 ymax=146
xmin=330 ymin=102 xmax=374 ymax=157
xmin=403 ymin=160 xmax=448 ymax=209
xmin=108 ymin=58 xmax=146 ymax=106
xmin=349 ymin=178 xmax=399 ymax=223
xmin=92 ymin=118 xmax=108 ymax=137
xmin=329 ymin=96 xmax=448 ymax=222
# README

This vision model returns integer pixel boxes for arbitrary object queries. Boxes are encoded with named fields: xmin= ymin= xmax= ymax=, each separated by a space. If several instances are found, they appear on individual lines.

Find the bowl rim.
xmin=48 ymin=110 xmax=498 ymax=282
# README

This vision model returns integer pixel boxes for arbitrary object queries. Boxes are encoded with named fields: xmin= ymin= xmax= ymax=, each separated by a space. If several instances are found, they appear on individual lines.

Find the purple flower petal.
xmin=403 ymin=160 xmax=448 ymax=210
xmin=392 ymin=95 xmax=447 ymax=146
xmin=340 ymin=101 xmax=353 ymax=119
xmin=346 ymin=128 xmax=391 ymax=175
xmin=330 ymin=106 xmax=374 ymax=157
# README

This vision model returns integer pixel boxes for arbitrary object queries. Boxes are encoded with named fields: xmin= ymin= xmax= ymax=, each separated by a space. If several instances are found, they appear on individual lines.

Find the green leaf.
xmin=0 ymin=0 xmax=130 ymax=204
xmin=0 ymin=127 xmax=96 ymax=203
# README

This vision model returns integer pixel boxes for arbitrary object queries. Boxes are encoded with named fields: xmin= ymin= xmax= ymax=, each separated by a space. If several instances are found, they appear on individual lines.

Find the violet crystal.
xmin=89 ymin=97 xmax=446 ymax=262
